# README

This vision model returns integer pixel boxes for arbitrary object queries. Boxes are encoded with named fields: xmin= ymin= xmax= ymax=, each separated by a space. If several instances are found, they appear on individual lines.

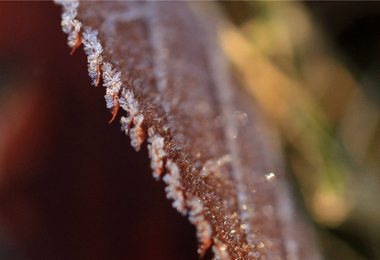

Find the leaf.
xmin=55 ymin=1 xmax=321 ymax=259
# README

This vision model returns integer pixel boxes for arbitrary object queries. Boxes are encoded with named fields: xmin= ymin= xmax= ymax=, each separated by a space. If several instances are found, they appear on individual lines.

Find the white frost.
xmin=119 ymin=88 xmax=139 ymax=116
xmin=55 ymin=0 xmax=81 ymax=48
xmin=102 ymin=62 xmax=122 ymax=104
xmin=163 ymin=160 xmax=187 ymax=215
xmin=147 ymin=131 xmax=167 ymax=179
xmin=187 ymin=196 xmax=213 ymax=256
xmin=82 ymin=27 xmax=103 ymax=85
xmin=129 ymin=114 xmax=145 ymax=151
xmin=212 ymin=238 xmax=230 ymax=260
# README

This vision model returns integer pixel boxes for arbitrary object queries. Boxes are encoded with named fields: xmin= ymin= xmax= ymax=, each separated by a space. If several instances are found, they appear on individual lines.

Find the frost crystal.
xmin=200 ymin=154 xmax=232 ymax=178
xmin=102 ymin=62 xmax=122 ymax=95
xmin=120 ymin=116 xmax=132 ymax=134
xmin=187 ymin=196 xmax=213 ymax=256
xmin=163 ymin=160 xmax=187 ymax=215
xmin=55 ymin=0 xmax=81 ymax=48
xmin=119 ymin=89 xmax=139 ymax=118
xmin=56 ymin=0 xmax=101 ymax=86
xmin=82 ymin=27 xmax=103 ymax=85
xmin=212 ymin=238 xmax=230 ymax=260
xmin=102 ymin=62 xmax=122 ymax=113
xmin=129 ymin=114 xmax=145 ymax=151
xmin=147 ymin=132 xmax=167 ymax=179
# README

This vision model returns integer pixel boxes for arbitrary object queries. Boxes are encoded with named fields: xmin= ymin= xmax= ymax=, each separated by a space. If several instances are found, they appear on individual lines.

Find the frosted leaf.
xmin=55 ymin=1 xmax=321 ymax=259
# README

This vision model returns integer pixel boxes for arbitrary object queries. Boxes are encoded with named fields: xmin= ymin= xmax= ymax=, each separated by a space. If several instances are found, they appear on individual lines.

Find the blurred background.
xmin=0 ymin=1 xmax=379 ymax=260
xmin=220 ymin=2 xmax=380 ymax=259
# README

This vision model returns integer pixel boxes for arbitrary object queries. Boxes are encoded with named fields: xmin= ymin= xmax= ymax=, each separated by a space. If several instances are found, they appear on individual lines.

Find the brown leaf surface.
xmin=56 ymin=1 xmax=320 ymax=259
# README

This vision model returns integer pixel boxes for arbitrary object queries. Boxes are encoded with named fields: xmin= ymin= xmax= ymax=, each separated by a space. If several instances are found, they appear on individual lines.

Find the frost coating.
xmin=163 ymin=160 xmax=187 ymax=215
xmin=120 ymin=116 xmax=132 ymax=134
xmin=200 ymin=154 xmax=232 ymax=178
xmin=147 ymin=131 xmax=167 ymax=179
xmin=57 ymin=0 xmax=145 ymax=152
xmin=56 ymin=0 xmax=143 ymax=149
xmin=82 ymin=27 xmax=103 ymax=85
xmin=119 ymin=88 xmax=140 ymax=134
xmin=129 ymin=114 xmax=145 ymax=151
xmin=187 ymin=196 xmax=213 ymax=257
xmin=55 ymin=0 xmax=81 ymax=48
xmin=119 ymin=88 xmax=139 ymax=118
xmin=102 ymin=62 xmax=122 ymax=110
xmin=212 ymin=238 xmax=230 ymax=260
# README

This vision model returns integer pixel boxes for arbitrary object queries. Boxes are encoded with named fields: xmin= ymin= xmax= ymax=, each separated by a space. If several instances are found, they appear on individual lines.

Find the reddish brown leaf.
xmin=55 ymin=1 xmax=321 ymax=259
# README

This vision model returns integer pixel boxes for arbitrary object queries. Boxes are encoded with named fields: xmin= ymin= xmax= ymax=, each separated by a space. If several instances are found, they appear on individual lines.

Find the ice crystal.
xmin=55 ymin=0 xmax=81 ymax=48
xmin=200 ymin=154 xmax=232 ymax=178
xmin=119 ymin=88 xmax=139 ymax=119
xmin=129 ymin=114 xmax=145 ymax=151
xmin=212 ymin=238 xmax=230 ymax=260
xmin=120 ymin=116 xmax=132 ymax=133
xmin=102 ymin=62 xmax=122 ymax=97
xmin=187 ymin=196 xmax=213 ymax=256
xmin=147 ymin=132 xmax=167 ymax=179
xmin=163 ymin=160 xmax=187 ymax=215
xmin=82 ymin=27 xmax=103 ymax=85
xmin=101 ymin=61 xmax=122 ymax=114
